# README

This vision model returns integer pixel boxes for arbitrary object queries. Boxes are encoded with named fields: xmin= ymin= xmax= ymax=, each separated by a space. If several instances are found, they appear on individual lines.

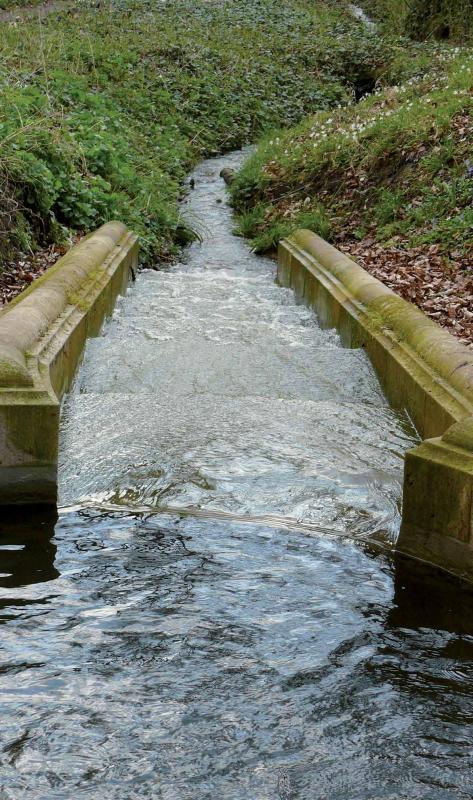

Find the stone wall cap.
xmin=288 ymin=229 xmax=473 ymax=409
xmin=0 ymin=222 xmax=129 ymax=390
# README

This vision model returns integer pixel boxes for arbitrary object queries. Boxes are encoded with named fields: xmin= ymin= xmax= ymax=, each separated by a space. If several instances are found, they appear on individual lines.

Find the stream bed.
xmin=1 ymin=153 xmax=473 ymax=799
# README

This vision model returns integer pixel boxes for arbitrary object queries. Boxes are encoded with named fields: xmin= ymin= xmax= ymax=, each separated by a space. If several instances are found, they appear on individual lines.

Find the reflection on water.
xmin=0 ymin=508 xmax=58 ymax=590
xmin=0 ymin=510 xmax=473 ymax=799
xmin=390 ymin=555 xmax=473 ymax=635
xmin=0 ymin=153 xmax=472 ymax=798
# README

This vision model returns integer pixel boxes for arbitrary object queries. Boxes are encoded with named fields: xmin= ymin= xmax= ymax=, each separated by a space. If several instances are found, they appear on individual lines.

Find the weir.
xmin=0 ymin=151 xmax=471 ymax=582
xmin=58 ymin=153 xmax=414 ymax=544
xmin=2 ymin=154 xmax=473 ymax=798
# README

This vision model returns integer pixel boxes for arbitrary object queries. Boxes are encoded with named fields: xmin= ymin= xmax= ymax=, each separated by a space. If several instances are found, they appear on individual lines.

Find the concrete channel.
xmin=279 ymin=230 xmax=473 ymax=580
xmin=1 ymin=204 xmax=472 ymax=581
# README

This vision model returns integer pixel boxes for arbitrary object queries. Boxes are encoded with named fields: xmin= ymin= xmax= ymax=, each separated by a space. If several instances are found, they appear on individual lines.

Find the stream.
xmin=1 ymin=152 xmax=473 ymax=799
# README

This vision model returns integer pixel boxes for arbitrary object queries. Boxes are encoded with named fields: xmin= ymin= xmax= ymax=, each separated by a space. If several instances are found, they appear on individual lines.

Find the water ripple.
xmin=1 ymin=153 xmax=470 ymax=798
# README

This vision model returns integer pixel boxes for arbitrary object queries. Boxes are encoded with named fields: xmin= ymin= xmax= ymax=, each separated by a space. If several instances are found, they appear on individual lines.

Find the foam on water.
xmin=59 ymin=151 xmax=416 ymax=544
xmin=3 ymin=153 xmax=473 ymax=800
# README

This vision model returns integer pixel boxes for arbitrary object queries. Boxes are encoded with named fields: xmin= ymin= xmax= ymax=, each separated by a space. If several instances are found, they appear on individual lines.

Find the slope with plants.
xmin=0 ymin=0 xmax=387 ymax=282
xmin=360 ymin=0 xmax=473 ymax=40
xmin=232 ymin=44 xmax=473 ymax=342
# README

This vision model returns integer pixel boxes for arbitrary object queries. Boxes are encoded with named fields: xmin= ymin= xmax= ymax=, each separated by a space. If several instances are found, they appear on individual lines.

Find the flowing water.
xmin=1 ymin=152 xmax=473 ymax=799
xmin=348 ymin=4 xmax=377 ymax=30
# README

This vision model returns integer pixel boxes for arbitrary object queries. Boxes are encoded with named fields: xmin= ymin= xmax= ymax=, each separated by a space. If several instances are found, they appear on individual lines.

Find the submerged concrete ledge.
xmin=279 ymin=229 xmax=473 ymax=580
xmin=0 ymin=222 xmax=138 ymax=505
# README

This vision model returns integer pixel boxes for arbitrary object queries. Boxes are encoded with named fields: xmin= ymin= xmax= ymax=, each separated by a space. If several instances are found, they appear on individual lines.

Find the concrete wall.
xmin=279 ymin=229 xmax=473 ymax=580
xmin=0 ymin=222 xmax=138 ymax=505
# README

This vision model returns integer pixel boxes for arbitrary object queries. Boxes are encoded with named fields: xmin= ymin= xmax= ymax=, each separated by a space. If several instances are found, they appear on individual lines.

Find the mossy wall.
xmin=0 ymin=223 xmax=138 ymax=505
xmin=279 ymin=229 xmax=473 ymax=581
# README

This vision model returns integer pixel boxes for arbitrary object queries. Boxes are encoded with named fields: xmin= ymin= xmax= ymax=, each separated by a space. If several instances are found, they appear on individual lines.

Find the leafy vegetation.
xmin=0 ymin=0 xmax=387 ymax=264
xmin=0 ymin=0 xmax=42 ymax=9
xmin=360 ymin=0 xmax=473 ymax=40
xmin=231 ymin=45 xmax=473 ymax=258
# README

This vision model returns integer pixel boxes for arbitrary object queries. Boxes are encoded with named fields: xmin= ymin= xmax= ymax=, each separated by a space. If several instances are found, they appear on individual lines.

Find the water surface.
xmin=1 ymin=153 xmax=473 ymax=799
xmin=60 ymin=152 xmax=414 ymax=541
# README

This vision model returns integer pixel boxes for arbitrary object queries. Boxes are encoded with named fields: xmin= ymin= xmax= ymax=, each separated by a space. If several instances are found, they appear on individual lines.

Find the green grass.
xmin=231 ymin=45 xmax=473 ymax=255
xmin=359 ymin=0 xmax=473 ymax=40
xmin=0 ymin=0 xmax=388 ymax=264
xmin=0 ymin=0 xmax=44 ymax=9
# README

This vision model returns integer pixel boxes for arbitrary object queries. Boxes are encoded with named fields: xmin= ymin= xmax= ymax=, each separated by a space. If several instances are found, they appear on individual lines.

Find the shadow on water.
xmin=390 ymin=553 xmax=473 ymax=636
xmin=0 ymin=507 xmax=58 ymax=591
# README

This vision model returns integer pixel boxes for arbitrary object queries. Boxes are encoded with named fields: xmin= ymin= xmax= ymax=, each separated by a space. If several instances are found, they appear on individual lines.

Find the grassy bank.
xmin=232 ymin=46 xmax=473 ymax=256
xmin=360 ymin=0 xmax=473 ymax=40
xmin=0 ymin=0 xmax=387 ymax=266
xmin=0 ymin=0 xmax=45 ymax=9
xmin=231 ymin=42 xmax=473 ymax=340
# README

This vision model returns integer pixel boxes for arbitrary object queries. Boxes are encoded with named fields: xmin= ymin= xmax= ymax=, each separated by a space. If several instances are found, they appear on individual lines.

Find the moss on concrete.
xmin=280 ymin=228 xmax=473 ymax=580
xmin=0 ymin=222 xmax=138 ymax=505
